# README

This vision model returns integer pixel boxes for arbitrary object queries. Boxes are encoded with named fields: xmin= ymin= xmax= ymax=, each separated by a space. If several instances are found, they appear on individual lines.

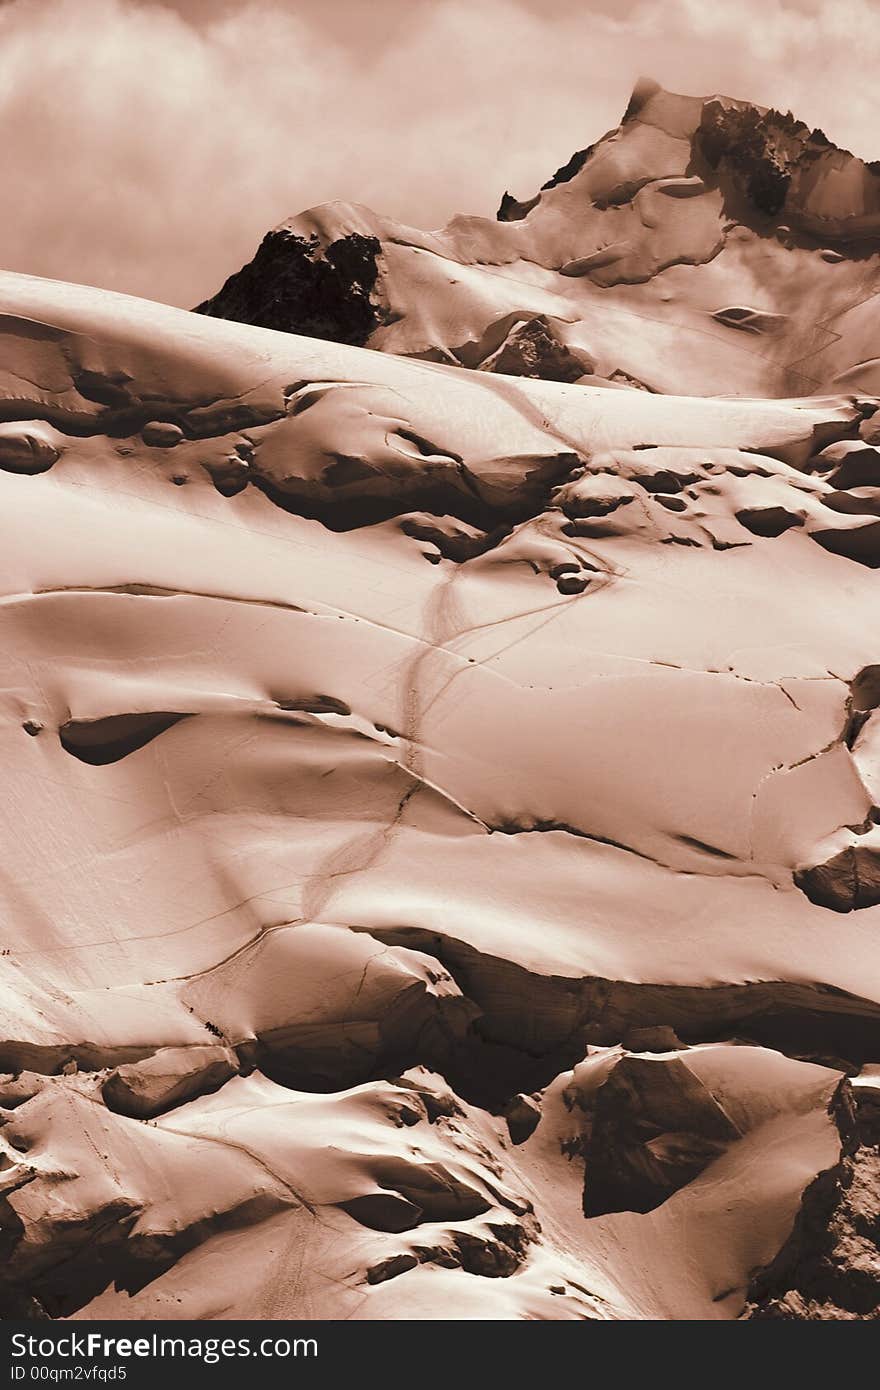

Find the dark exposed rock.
xmin=252 ymin=977 xmax=478 ymax=1095
xmin=366 ymin=1252 xmax=418 ymax=1284
xmin=496 ymin=191 xmax=540 ymax=222
xmin=451 ymin=1229 xmax=522 ymax=1277
xmin=694 ymin=98 xmax=880 ymax=238
xmin=696 ymin=101 xmax=795 ymax=216
xmin=196 ymin=231 xmax=384 ymax=347
xmin=823 ymin=446 xmax=880 ymax=490
xmin=540 ymin=144 xmax=596 ymax=192
xmin=850 ymin=665 xmax=880 ymax=719
xmin=479 ymin=316 xmax=592 ymax=383
xmin=400 ymin=515 xmax=499 ymax=563
xmin=795 ymin=844 xmax=880 ymax=914
xmin=411 ymin=1217 xmax=536 ymax=1279
xmin=821 ymin=490 xmax=880 ymax=518
xmin=503 ymin=1092 xmax=542 ymax=1144
xmin=494 ymin=143 xmax=597 ymax=219
xmin=743 ymin=1080 xmax=880 ymax=1318
xmin=350 ymin=923 xmax=880 ymax=1109
xmin=391 ymin=1073 xmax=465 ymax=1123
xmin=556 ymin=574 xmax=588 ymax=595
xmin=0 ymin=1191 xmax=144 ymax=1320
xmin=736 ymin=505 xmax=803 ymax=537
xmin=370 ymin=1160 xmax=491 ymax=1223
xmin=812 ymin=521 xmax=880 ymax=567
xmin=566 ymin=1052 xmax=741 ymax=1217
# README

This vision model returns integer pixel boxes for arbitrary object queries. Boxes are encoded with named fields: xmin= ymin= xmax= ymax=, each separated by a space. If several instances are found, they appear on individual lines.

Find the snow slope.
xmin=2 ymin=89 xmax=880 ymax=1321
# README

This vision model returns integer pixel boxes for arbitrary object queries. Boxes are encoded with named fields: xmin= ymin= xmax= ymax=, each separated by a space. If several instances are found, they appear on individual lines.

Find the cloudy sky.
xmin=0 ymin=0 xmax=876 ymax=307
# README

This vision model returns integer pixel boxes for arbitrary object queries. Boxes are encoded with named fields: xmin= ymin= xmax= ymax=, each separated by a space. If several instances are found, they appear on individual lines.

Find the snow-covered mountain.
xmin=1 ymin=83 xmax=880 ymax=1321
xmin=198 ymin=78 xmax=880 ymax=399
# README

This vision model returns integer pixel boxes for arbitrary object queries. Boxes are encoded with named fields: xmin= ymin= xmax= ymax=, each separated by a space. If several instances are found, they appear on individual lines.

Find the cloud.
xmin=0 ymin=0 xmax=877 ymax=307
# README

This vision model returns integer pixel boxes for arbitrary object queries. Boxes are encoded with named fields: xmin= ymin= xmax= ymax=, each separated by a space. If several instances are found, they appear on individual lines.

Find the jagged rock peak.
xmin=500 ymin=77 xmax=880 ymax=233
xmin=196 ymin=79 xmax=880 ymax=400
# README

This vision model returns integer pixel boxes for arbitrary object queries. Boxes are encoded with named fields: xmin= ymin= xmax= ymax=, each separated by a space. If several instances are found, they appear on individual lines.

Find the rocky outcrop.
xmin=503 ymin=1092 xmax=542 ymax=1144
xmin=795 ymin=845 xmax=880 ymax=914
xmin=478 ymin=317 xmax=592 ymax=382
xmin=695 ymin=99 xmax=880 ymax=236
xmin=196 ymin=229 xmax=384 ymax=346
xmin=565 ymin=1051 xmax=742 ymax=1216
xmin=696 ymin=101 xmax=803 ymax=217
xmin=744 ymin=1080 xmax=880 ymax=1319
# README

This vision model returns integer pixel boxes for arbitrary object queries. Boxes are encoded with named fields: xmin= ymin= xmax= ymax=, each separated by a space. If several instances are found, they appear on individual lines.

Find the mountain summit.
xmin=197 ymin=79 xmax=880 ymax=398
